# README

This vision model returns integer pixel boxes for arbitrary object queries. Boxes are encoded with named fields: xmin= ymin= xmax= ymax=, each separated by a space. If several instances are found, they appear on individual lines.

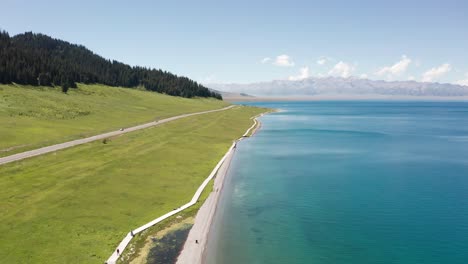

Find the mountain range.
xmin=208 ymin=77 xmax=468 ymax=97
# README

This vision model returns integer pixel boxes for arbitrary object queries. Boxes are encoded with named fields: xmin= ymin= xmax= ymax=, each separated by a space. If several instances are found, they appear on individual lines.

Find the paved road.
xmin=0 ymin=105 xmax=235 ymax=166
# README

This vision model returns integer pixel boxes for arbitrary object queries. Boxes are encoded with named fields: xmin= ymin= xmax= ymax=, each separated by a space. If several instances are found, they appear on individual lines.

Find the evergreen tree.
xmin=62 ymin=83 xmax=69 ymax=93
xmin=0 ymin=31 xmax=222 ymax=100
xmin=37 ymin=72 xmax=52 ymax=86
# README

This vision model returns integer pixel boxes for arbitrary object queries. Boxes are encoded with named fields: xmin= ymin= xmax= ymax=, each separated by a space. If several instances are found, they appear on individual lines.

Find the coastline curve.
xmin=175 ymin=112 xmax=267 ymax=264
xmin=106 ymin=112 xmax=267 ymax=264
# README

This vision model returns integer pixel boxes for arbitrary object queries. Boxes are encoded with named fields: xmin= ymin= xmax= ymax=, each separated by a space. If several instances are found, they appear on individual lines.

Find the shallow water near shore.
xmin=205 ymin=101 xmax=468 ymax=264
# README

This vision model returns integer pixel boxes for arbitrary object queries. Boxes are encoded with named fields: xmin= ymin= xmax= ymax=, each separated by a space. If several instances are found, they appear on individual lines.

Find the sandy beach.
xmin=175 ymin=146 xmax=235 ymax=264
xmin=176 ymin=116 xmax=264 ymax=264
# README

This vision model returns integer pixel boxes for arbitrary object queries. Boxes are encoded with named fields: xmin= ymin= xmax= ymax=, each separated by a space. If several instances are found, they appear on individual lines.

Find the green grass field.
xmin=119 ymin=176 xmax=214 ymax=264
xmin=0 ymin=105 xmax=266 ymax=263
xmin=0 ymin=84 xmax=228 ymax=157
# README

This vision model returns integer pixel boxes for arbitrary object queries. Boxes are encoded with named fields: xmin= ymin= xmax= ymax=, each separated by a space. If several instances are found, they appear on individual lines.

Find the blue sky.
xmin=2 ymin=0 xmax=468 ymax=84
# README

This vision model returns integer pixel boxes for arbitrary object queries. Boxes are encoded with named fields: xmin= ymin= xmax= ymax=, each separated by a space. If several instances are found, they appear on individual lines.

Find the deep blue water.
xmin=205 ymin=101 xmax=468 ymax=264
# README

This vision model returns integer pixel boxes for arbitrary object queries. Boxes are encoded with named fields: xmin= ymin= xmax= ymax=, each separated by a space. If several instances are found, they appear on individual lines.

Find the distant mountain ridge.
xmin=0 ymin=30 xmax=221 ymax=99
xmin=208 ymin=88 xmax=253 ymax=98
xmin=208 ymin=77 xmax=468 ymax=97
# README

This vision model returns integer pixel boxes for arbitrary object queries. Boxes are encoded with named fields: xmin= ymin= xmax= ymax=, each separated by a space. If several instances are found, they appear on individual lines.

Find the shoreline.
xmin=175 ymin=114 xmax=266 ymax=264
xmin=105 ymin=108 xmax=260 ymax=264
xmin=175 ymin=144 xmax=235 ymax=264
xmin=224 ymin=95 xmax=468 ymax=102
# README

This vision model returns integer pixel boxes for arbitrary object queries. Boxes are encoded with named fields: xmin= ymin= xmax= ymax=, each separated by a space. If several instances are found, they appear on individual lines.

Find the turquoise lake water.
xmin=205 ymin=101 xmax=468 ymax=264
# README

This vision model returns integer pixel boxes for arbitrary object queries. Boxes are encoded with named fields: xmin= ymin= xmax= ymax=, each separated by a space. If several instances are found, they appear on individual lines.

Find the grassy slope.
xmin=0 ymin=84 xmax=228 ymax=156
xmin=0 ymin=105 xmax=265 ymax=264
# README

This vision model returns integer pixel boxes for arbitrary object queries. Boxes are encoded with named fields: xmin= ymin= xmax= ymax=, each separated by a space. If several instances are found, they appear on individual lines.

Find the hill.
xmin=0 ymin=30 xmax=221 ymax=99
xmin=208 ymin=77 xmax=468 ymax=97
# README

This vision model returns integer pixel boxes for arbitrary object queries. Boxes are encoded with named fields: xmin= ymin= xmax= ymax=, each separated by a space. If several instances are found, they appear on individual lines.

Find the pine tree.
xmin=62 ymin=83 xmax=69 ymax=93
xmin=0 ymin=31 xmax=222 ymax=99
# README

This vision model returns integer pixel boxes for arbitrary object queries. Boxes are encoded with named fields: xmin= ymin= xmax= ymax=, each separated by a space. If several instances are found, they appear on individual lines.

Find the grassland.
xmin=0 ymin=105 xmax=266 ymax=264
xmin=121 ymin=178 xmax=213 ymax=264
xmin=0 ymin=84 xmax=228 ymax=157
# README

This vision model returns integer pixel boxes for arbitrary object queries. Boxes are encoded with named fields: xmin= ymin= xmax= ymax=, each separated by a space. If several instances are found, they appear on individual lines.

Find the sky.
xmin=2 ymin=0 xmax=468 ymax=85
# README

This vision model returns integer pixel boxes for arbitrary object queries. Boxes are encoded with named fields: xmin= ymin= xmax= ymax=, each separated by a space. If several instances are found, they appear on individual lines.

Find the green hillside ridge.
xmin=0 ymin=105 xmax=267 ymax=263
xmin=0 ymin=31 xmax=221 ymax=99
xmin=0 ymin=83 xmax=228 ymax=157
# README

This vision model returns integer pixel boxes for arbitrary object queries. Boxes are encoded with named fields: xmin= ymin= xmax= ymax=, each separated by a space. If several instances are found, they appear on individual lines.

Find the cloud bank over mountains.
xmin=209 ymin=53 xmax=468 ymax=97
xmin=375 ymin=55 xmax=411 ymax=79
xmin=208 ymin=77 xmax=468 ymax=97
xmin=422 ymin=64 xmax=452 ymax=82
xmin=255 ymin=54 xmax=467 ymax=86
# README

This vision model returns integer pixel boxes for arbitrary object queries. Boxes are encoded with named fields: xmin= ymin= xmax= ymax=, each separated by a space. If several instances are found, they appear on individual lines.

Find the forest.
xmin=0 ymin=30 xmax=221 ymax=99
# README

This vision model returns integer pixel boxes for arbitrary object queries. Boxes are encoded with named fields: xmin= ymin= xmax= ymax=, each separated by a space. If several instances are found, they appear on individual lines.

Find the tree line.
xmin=0 ymin=30 xmax=221 ymax=99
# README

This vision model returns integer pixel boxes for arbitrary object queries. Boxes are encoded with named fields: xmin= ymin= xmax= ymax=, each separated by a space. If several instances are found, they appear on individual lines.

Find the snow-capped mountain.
xmin=207 ymin=77 xmax=468 ymax=97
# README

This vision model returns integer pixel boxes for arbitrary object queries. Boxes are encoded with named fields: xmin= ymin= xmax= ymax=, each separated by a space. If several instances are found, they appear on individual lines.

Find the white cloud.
xmin=375 ymin=55 xmax=412 ymax=78
xmin=273 ymin=54 xmax=295 ymax=67
xmin=261 ymin=57 xmax=271 ymax=64
xmin=328 ymin=61 xmax=355 ymax=78
xmin=421 ymin=63 xmax=451 ymax=82
xmin=408 ymin=76 xmax=415 ymax=81
xmin=289 ymin=66 xmax=310 ymax=81
xmin=317 ymin=56 xmax=330 ymax=65
xmin=455 ymin=72 xmax=468 ymax=86
xmin=201 ymin=74 xmax=216 ymax=84
xmin=359 ymin=73 xmax=368 ymax=79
